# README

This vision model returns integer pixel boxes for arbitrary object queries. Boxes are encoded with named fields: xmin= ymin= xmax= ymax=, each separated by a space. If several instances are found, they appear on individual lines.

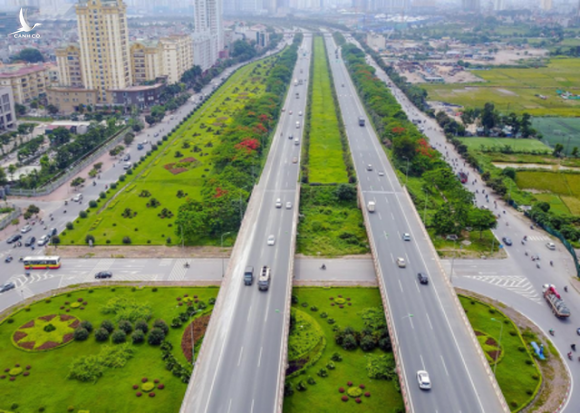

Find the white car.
xmin=546 ymin=242 xmax=556 ymax=251
xmin=417 ymin=370 xmax=431 ymax=390
xmin=20 ymin=225 xmax=32 ymax=234
xmin=289 ymin=110 xmax=293 ymax=115
xmin=37 ymin=235 xmax=50 ymax=246
xmin=402 ymin=233 xmax=411 ymax=241
xmin=275 ymin=198 xmax=282 ymax=208
xmin=378 ymin=171 xmax=384 ymax=176
xmin=72 ymin=194 xmax=83 ymax=202
xmin=396 ymin=257 xmax=406 ymax=268
xmin=267 ymin=235 xmax=275 ymax=246
xmin=298 ymin=111 xmax=303 ymax=116
xmin=286 ymin=202 xmax=292 ymax=209
xmin=282 ymin=107 xmax=286 ymax=112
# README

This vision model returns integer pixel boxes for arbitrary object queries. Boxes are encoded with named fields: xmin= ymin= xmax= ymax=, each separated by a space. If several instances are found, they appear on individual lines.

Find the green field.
xmin=457 ymin=137 xmax=551 ymax=153
xmin=61 ymin=58 xmax=276 ymax=246
xmin=283 ymin=287 xmax=404 ymax=413
xmin=532 ymin=117 xmax=580 ymax=155
xmin=423 ymin=59 xmax=580 ymax=116
xmin=516 ymin=170 xmax=580 ymax=214
xmin=308 ymin=37 xmax=348 ymax=184
xmin=0 ymin=286 xmax=218 ymax=413
xmin=459 ymin=296 xmax=541 ymax=411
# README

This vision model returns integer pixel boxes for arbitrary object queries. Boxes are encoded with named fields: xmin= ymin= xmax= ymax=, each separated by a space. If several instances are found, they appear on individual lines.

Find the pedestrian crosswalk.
xmin=9 ymin=271 xmax=57 ymax=288
xmin=465 ymin=275 xmax=542 ymax=304
xmin=526 ymin=235 xmax=550 ymax=242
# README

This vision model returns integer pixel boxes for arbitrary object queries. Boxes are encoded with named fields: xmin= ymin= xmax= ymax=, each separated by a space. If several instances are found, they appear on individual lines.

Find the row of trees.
xmin=175 ymin=34 xmax=303 ymax=243
xmin=338 ymin=33 xmax=496 ymax=238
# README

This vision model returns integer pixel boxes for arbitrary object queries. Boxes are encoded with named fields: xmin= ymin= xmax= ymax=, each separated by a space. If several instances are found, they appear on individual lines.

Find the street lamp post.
xmin=490 ymin=317 xmax=504 ymax=376
xmin=220 ymin=232 xmax=231 ymax=277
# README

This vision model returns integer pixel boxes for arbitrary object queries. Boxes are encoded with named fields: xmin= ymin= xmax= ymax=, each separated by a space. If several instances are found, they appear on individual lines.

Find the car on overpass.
xmin=417 ymin=272 xmax=429 ymax=285
xmin=396 ymin=257 xmax=406 ymax=268
xmin=95 ymin=271 xmax=113 ymax=279
xmin=417 ymin=370 xmax=431 ymax=390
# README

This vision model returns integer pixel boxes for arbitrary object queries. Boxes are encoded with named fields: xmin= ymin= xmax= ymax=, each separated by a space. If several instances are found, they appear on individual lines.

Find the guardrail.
xmin=9 ymin=127 xmax=129 ymax=197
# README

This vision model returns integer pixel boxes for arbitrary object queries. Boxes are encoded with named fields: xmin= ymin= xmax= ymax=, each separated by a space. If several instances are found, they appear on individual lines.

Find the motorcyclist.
xmin=321 ymin=263 xmax=326 ymax=270
xmin=549 ymin=328 xmax=555 ymax=336
xmin=572 ymin=344 xmax=576 ymax=351
xmin=550 ymin=261 xmax=553 ymax=266
xmin=564 ymin=286 xmax=568 ymax=292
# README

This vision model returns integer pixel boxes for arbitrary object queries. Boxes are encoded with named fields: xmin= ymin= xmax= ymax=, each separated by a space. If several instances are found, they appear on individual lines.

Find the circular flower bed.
xmin=142 ymin=382 xmax=155 ymax=392
xmin=334 ymin=297 xmax=346 ymax=305
xmin=9 ymin=367 xmax=22 ymax=376
xmin=2 ymin=364 xmax=31 ymax=381
xmin=70 ymin=302 xmax=81 ymax=309
xmin=12 ymin=315 xmax=79 ymax=351
xmin=347 ymin=387 xmax=363 ymax=398
xmin=133 ymin=379 xmax=163 ymax=398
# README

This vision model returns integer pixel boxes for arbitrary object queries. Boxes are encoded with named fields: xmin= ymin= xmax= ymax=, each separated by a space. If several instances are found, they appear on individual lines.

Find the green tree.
xmin=572 ymin=147 xmax=579 ymax=158
xmin=552 ymin=143 xmax=564 ymax=157
xmin=10 ymin=48 xmax=44 ymax=63
xmin=432 ymin=203 xmax=456 ymax=235
xmin=520 ymin=113 xmax=533 ymax=138
xmin=501 ymin=167 xmax=516 ymax=180
xmin=46 ymin=104 xmax=59 ymax=115
xmin=467 ymin=208 xmax=497 ymax=240
xmin=392 ymin=134 xmax=417 ymax=162
xmin=71 ymin=177 xmax=85 ymax=188
xmin=481 ymin=102 xmax=496 ymax=131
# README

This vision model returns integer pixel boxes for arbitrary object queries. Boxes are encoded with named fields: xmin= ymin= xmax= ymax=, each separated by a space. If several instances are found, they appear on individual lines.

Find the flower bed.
xmin=12 ymin=314 xmax=79 ymax=352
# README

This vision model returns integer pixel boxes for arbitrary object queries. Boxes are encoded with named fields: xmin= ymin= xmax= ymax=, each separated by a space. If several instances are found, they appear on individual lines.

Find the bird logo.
xmin=9 ymin=8 xmax=42 ymax=36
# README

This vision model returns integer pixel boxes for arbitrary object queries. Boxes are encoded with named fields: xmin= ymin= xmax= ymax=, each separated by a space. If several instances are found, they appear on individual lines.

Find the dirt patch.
xmin=17 ymin=341 xmax=35 ymax=350
xmin=62 ymin=333 xmax=74 ymax=343
xmin=36 ymin=341 xmax=61 ymax=351
xmin=59 ymin=314 xmax=75 ymax=321
xmin=13 ymin=331 xmax=28 ymax=342
xmin=20 ymin=320 xmax=35 ymax=329
xmin=457 ymin=288 xmax=569 ymax=413
xmin=181 ymin=315 xmax=211 ymax=363
xmin=487 ymin=349 xmax=500 ymax=360
xmin=38 ymin=314 xmax=56 ymax=322
xmin=51 ymin=245 xmax=232 ymax=259
xmin=485 ymin=337 xmax=498 ymax=346
xmin=497 ymin=88 xmax=518 ymax=96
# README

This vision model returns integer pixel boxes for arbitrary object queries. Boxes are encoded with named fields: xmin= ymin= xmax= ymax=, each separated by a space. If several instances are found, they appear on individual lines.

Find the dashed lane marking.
xmin=465 ymin=275 xmax=542 ymax=304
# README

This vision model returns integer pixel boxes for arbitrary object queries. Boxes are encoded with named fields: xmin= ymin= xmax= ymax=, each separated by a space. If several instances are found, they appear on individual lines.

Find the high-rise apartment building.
xmin=540 ymin=0 xmax=553 ymax=11
xmin=192 ymin=0 xmax=223 ymax=70
xmin=462 ymin=0 xmax=480 ymax=12
xmin=130 ymin=35 xmax=193 ymax=84
xmin=55 ymin=45 xmax=84 ymax=88
xmin=76 ymin=0 xmax=132 ymax=103
xmin=130 ymin=41 xmax=162 ymax=84
xmin=0 ymin=86 xmax=16 ymax=132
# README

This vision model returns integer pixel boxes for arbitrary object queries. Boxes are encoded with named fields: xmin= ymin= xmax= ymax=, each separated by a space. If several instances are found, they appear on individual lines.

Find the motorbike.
xmin=5 ymin=256 xmax=12 ymax=263
xmin=320 ymin=264 xmax=326 ymax=270
xmin=549 ymin=329 xmax=555 ymax=336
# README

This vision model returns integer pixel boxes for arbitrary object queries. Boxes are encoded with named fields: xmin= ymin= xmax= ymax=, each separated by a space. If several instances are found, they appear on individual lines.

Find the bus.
xmin=23 ymin=256 xmax=61 ymax=270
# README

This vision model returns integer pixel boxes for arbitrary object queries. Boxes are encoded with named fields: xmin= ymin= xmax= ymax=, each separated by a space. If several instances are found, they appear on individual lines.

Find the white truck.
xmin=367 ymin=201 xmax=376 ymax=212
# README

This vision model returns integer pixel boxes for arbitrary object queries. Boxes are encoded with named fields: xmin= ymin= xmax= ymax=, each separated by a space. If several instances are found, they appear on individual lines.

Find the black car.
xmin=6 ymin=234 xmax=22 ymax=244
xmin=123 ymin=154 xmax=131 ymax=161
xmin=24 ymin=236 xmax=36 ymax=247
xmin=0 ymin=282 xmax=15 ymax=293
xmin=417 ymin=272 xmax=429 ymax=285
xmin=48 ymin=228 xmax=57 ymax=237
xmin=502 ymin=237 xmax=512 ymax=246
xmin=95 ymin=271 xmax=113 ymax=279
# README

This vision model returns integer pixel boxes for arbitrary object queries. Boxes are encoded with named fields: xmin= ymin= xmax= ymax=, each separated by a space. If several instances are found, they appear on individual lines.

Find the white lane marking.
xmin=247 ymin=304 xmax=252 ymax=322
xmin=398 ymin=279 xmax=403 ymax=292
xmin=426 ymin=313 xmax=433 ymax=330
xmin=250 ymin=399 xmax=255 ymax=413
xmin=237 ymin=346 xmax=244 ymax=367
xmin=390 ymin=253 xmax=394 ymax=263
xmin=378 ymin=213 xmax=382 ymax=221
xmin=420 ymin=354 xmax=426 ymax=370
xmin=441 ymin=355 xmax=450 ymax=377
xmin=415 ymin=280 xmax=420 ymax=293
xmin=227 ymin=399 xmax=232 ymax=413
xmin=258 ymin=346 xmax=263 ymax=367
xmin=391 ymin=212 xmax=394 ymax=220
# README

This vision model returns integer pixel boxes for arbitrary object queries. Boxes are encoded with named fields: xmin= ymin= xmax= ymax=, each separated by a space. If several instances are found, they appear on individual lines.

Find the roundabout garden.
xmin=283 ymin=288 xmax=404 ymax=413
xmin=0 ymin=286 xmax=218 ymax=413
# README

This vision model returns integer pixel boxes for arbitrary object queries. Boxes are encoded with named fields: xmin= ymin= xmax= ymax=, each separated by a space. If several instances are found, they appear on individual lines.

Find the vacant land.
xmin=283 ymin=287 xmax=403 ymax=413
xmin=0 ymin=286 xmax=218 ymax=413
xmin=458 ymin=296 xmax=541 ymax=411
xmin=61 ymin=58 xmax=275 ymax=246
xmin=532 ymin=117 xmax=580 ymax=155
xmin=308 ymin=37 xmax=348 ymax=184
xmin=424 ymin=59 xmax=580 ymax=116
xmin=457 ymin=137 xmax=551 ymax=153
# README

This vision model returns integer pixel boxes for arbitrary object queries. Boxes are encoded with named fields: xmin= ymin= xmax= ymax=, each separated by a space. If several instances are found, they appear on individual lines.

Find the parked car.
xmin=24 ymin=236 xmax=36 ymax=247
xmin=7 ymin=234 xmax=22 ymax=244
xmin=0 ymin=282 xmax=15 ymax=293
xmin=95 ymin=271 xmax=113 ymax=279
xmin=417 ymin=272 xmax=429 ymax=285
xmin=37 ymin=235 xmax=50 ymax=246
xmin=417 ymin=370 xmax=431 ymax=390
xmin=20 ymin=225 xmax=32 ymax=233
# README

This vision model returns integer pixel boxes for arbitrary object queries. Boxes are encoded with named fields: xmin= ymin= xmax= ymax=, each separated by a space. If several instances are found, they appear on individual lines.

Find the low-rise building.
xmin=0 ymin=64 xmax=49 ymax=104
xmin=47 ymin=87 xmax=98 ymax=114
xmin=0 ymin=86 xmax=16 ymax=132
xmin=109 ymin=83 xmax=165 ymax=110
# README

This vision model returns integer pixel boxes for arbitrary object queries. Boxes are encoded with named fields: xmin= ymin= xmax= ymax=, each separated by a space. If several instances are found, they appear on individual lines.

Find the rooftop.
xmin=0 ymin=64 xmax=47 ymax=78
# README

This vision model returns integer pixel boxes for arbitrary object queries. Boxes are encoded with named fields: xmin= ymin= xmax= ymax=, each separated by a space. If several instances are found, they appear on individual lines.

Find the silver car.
xmin=417 ymin=370 xmax=431 ymax=390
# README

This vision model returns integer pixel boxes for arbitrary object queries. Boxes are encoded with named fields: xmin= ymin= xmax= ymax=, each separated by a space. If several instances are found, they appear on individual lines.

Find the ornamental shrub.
xmin=320 ymin=312 xmax=328 ymax=318
xmin=135 ymin=319 xmax=149 ymax=333
xmin=142 ymin=382 xmax=155 ymax=392
xmin=131 ymin=330 xmax=145 ymax=344
xmin=342 ymin=335 xmax=357 ymax=351
xmin=296 ymin=380 xmax=307 ymax=391
xmin=317 ymin=368 xmax=328 ymax=378
xmin=331 ymin=352 xmax=343 ymax=362
xmin=89 ymin=200 xmax=98 ymax=208
xmin=360 ymin=335 xmax=376 ymax=352
xmin=341 ymin=396 xmax=348 ymax=402
xmin=122 ymin=236 xmax=132 ymax=244
xmin=111 ymin=330 xmax=127 ymax=344
xmin=158 ymin=383 xmax=165 ymax=389
xmin=327 ymin=361 xmax=336 ymax=370
xmin=95 ymin=328 xmax=109 ymax=342
xmin=44 ymin=324 xmax=56 ymax=332
xmin=65 ymin=222 xmax=74 ymax=230
xmin=101 ymin=320 xmax=115 ymax=333
xmin=118 ymin=320 xmax=133 ymax=334
xmin=79 ymin=211 xmax=87 ymax=218
xmin=80 ymin=320 xmax=93 ymax=333
xmin=284 ymin=383 xmax=294 ymax=396
xmin=307 ymin=376 xmax=316 ymax=385
xmin=148 ymin=328 xmax=165 ymax=345
xmin=208 ymin=297 xmax=216 ymax=305
xmin=74 ymin=327 xmax=89 ymax=341
xmin=153 ymin=319 xmax=169 ymax=335
xmin=85 ymin=234 xmax=95 ymax=244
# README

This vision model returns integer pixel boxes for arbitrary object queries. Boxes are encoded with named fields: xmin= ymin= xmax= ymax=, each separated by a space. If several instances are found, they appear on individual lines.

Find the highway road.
xmin=328 ymin=34 xmax=507 ymax=412
xmin=0 ymin=42 xmax=288 ymax=289
xmin=355 ymin=35 xmax=580 ymax=411
xmin=181 ymin=34 xmax=312 ymax=413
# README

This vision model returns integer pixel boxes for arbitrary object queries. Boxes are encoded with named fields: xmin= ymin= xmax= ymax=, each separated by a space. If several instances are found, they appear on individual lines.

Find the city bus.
xmin=23 ymin=256 xmax=61 ymax=270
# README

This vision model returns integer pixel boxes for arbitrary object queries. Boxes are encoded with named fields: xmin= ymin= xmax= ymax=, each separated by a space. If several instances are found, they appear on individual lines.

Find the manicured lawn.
xmin=423 ymin=58 xmax=580 ymax=116
xmin=284 ymin=287 xmax=404 ymax=413
xmin=532 ymin=117 xmax=580 ymax=155
xmin=297 ymin=185 xmax=369 ymax=257
xmin=458 ymin=296 xmax=541 ymax=412
xmin=457 ymin=137 xmax=551 ymax=153
xmin=0 ymin=286 xmax=218 ymax=413
xmin=308 ymin=37 xmax=349 ymax=184
xmin=61 ymin=57 xmax=277 ymax=246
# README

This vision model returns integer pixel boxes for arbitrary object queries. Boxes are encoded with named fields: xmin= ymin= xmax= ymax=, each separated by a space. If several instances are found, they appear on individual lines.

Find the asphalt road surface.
xmin=180 ymin=34 xmax=312 ymax=413
xmin=332 ymin=34 xmax=507 ymax=412
xmin=356 ymin=35 xmax=580 ymax=412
